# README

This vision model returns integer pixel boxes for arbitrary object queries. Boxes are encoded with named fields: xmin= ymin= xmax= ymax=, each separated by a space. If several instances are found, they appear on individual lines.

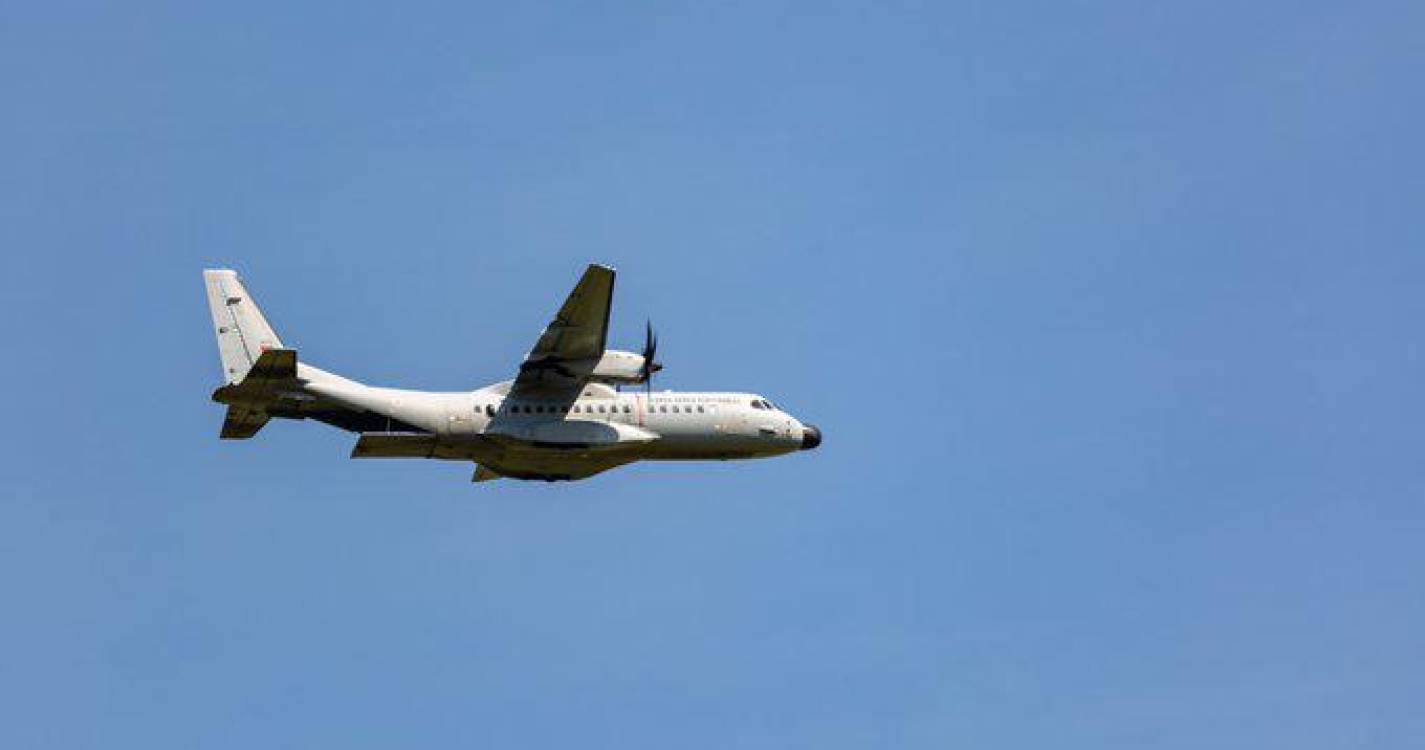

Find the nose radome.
xmin=800 ymin=424 xmax=822 ymax=451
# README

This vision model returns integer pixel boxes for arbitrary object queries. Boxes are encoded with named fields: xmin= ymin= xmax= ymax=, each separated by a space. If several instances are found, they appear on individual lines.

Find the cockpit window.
xmin=750 ymin=400 xmax=763 ymax=409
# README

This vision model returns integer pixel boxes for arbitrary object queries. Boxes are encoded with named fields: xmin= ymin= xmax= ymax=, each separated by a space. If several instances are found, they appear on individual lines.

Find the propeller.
xmin=640 ymin=319 xmax=663 ymax=393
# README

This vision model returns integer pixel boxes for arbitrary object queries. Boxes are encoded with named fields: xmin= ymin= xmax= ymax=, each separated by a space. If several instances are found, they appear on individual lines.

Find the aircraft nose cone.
xmin=800 ymin=424 xmax=822 ymax=451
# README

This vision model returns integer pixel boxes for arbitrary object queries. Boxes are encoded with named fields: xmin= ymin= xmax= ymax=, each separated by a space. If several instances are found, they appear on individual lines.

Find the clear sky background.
xmin=3 ymin=1 xmax=1423 ymax=747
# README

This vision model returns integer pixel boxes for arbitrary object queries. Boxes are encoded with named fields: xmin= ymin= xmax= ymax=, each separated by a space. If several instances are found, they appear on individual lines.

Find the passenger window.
xmin=598 ymin=405 xmax=607 ymax=413
xmin=750 ymin=400 xmax=762 ymax=409
xmin=486 ymin=405 xmax=495 ymax=417
xmin=622 ymin=405 xmax=631 ymax=414
xmin=659 ymin=405 xmax=667 ymax=413
xmin=697 ymin=405 xmax=705 ymax=413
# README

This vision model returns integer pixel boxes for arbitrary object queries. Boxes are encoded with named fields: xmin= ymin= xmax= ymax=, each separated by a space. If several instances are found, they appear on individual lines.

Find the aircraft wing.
xmin=508 ymin=264 xmax=615 ymax=400
xmin=350 ymin=432 xmax=499 ymax=460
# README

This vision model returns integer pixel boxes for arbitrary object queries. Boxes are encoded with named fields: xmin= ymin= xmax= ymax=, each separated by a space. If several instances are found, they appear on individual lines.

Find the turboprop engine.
xmin=589 ymin=350 xmax=651 ymax=384
xmin=589 ymin=322 xmax=663 ymax=386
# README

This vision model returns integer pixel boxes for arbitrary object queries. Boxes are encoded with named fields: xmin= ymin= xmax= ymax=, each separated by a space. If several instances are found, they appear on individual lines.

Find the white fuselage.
xmin=458 ymin=387 xmax=807 ymax=459
xmin=295 ymin=363 xmax=819 ymax=481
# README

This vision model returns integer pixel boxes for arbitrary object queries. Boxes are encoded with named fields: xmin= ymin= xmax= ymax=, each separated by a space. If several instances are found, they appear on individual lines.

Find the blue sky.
xmin=3 ymin=1 xmax=1424 ymax=747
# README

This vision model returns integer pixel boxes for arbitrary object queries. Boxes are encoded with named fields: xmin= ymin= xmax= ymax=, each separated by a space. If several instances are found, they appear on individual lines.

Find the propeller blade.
xmin=641 ymin=320 xmax=659 ymax=377
xmin=642 ymin=319 xmax=659 ymax=393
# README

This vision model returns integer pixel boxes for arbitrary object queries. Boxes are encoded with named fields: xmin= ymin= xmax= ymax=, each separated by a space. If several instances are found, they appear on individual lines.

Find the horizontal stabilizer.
xmin=211 ymin=348 xmax=300 ymax=440
xmin=221 ymin=405 xmax=271 ymax=439
xmin=210 ymin=348 xmax=299 ymax=404
xmin=246 ymin=348 xmax=297 ymax=382
xmin=473 ymin=465 xmax=502 ymax=482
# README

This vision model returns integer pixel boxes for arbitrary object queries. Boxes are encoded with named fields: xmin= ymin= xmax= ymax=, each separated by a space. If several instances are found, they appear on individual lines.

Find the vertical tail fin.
xmin=203 ymin=269 xmax=284 ymax=385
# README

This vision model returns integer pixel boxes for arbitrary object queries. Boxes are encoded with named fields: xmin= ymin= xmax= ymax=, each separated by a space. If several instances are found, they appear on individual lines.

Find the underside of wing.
xmin=350 ymin=429 xmax=638 ymax=481
xmin=478 ymin=453 xmax=636 ymax=482
xmin=350 ymin=432 xmax=439 ymax=458
xmin=510 ymin=264 xmax=615 ymax=399
xmin=350 ymin=432 xmax=497 ymax=460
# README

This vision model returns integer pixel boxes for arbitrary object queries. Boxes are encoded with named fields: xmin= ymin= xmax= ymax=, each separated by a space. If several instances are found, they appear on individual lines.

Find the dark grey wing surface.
xmin=508 ymin=264 xmax=615 ymax=400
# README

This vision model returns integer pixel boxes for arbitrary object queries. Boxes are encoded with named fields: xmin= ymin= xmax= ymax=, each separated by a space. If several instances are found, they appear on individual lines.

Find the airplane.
xmin=204 ymin=264 xmax=821 ymax=482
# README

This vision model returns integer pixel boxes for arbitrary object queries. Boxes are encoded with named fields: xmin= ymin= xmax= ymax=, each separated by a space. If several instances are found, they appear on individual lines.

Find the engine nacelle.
xmin=589 ymin=349 xmax=652 ymax=385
